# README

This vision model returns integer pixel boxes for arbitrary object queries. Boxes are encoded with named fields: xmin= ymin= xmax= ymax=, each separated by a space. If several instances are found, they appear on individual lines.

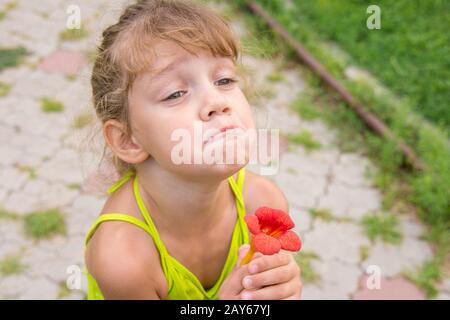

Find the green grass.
xmin=359 ymin=245 xmax=371 ymax=262
xmin=404 ymin=222 xmax=450 ymax=299
xmin=287 ymin=130 xmax=322 ymax=152
xmin=0 ymin=254 xmax=26 ymax=276
xmin=258 ymin=0 xmax=450 ymax=132
xmin=73 ymin=113 xmax=93 ymax=129
xmin=0 ymin=47 xmax=28 ymax=71
xmin=66 ymin=183 xmax=81 ymax=190
xmin=0 ymin=1 xmax=17 ymax=21
xmin=57 ymin=281 xmax=71 ymax=299
xmin=286 ymin=167 xmax=297 ymax=174
xmin=404 ymin=259 xmax=442 ymax=299
xmin=16 ymin=164 xmax=36 ymax=179
xmin=40 ymin=97 xmax=64 ymax=113
xmin=293 ymin=251 xmax=321 ymax=284
xmin=59 ymin=27 xmax=88 ymax=41
xmin=361 ymin=213 xmax=403 ymax=245
xmin=24 ymin=209 xmax=66 ymax=239
xmin=291 ymin=96 xmax=322 ymax=121
xmin=308 ymin=208 xmax=333 ymax=223
xmin=266 ymin=71 xmax=285 ymax=83
xmin=0 ymin=81 xmax=11 ymax=97
xmin=0 ymin=208 xmax=19 ymax=220
xmin=4 ymin=1 xmax=17 ymax=11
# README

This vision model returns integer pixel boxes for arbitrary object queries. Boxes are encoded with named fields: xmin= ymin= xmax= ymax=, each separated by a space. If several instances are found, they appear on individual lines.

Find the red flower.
xmin=240 ymin=207 xmax=302 ymax=266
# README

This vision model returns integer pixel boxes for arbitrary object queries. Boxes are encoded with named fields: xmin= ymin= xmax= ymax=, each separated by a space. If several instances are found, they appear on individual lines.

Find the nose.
xmin=199 ymin=87 xmax=232 ymax=121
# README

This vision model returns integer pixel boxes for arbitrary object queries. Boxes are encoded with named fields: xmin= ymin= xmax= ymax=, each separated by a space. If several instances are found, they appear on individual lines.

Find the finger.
xmin=241 ymin=280 xmax=297 ymax=300
xmin=242 ymin=263 xmax=296 ymax=289
xmin=281 ymin=294 xmax=301 ymax=300
xmin=235 ymin=244 xmax=250 ymax=270
xmin=282 ymin=281 xmax=303 ymax=300
xmin=247 ymin=252 xmax=291 ymax=274
xmin=226 ymin=245 xmax=252 ymax=295
xmin=252 ymin=252 xmax=263 ymax=259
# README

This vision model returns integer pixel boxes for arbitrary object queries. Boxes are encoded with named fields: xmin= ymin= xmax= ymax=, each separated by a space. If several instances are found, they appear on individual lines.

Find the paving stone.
xmin=302 ymin=259 xmax=361 ymax=299
xmin=19 ymin=277 xmax=59 ymax=300
xmin=2 ymin=191 xmax=45 ymax=215
xmin=275 ymin=171 xmax=327 ymax=208
xmin=38 ymin=49 xmax=88 ymax=76
xmin=290 ymin=205 xmax=312 ymax=235
xmin=333 ymin=153 xmax=374 ymax=188
xmin=64 ymin=194 xmax=106 ymax=237
xmin=303 ymin=220 xmax=370 ymax=264
xmin=438 ymin=279 xmax=450 ymax=293
xmin=3 ymin=179 xmax=78 ymax=215
xmin=0 ymin=167 xmax=29 ymax=193
xmin=9 ymin=70 xmax=70 ymax=99
xmin=278 ymin=151 xmax=330 ymax=178
xmin=0 ymin=241 xmax=25 ymax=260
xmin=362 ymin=238 xmax=434 ymax=277
xmin=36 ymin=148 xmax=84 ymax=185
xmin=0 ymin=146 xmax=23 ymax=166
xmin=266 ymin=106 xmax=303 ymax=135
xmin=0 ymin=220 xmax=24 ymax=243
xmin=436 ymin=292 xmax=450 ymax=300
xmin=22 ymin=249 xmax=67 ymax=283
xmin=317 ymin=183 xmax=382 ymax=220
xmin=0 ymin=275 xmax=32 ymax=299
xmin=299 ymin=120 xmax=336 ymax=147
xmin=352 ymin=275 xmax=425 ymax=300
xmin=0 ymin=186 xmax=8 ymax=204
xmin=398 ymin=214 xmax=428 ymax=239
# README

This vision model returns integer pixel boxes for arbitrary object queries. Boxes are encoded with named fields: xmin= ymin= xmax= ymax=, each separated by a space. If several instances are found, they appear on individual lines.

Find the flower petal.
xmin=244 ymin=214 xmax=261 ymax=235
xmin=253 ymin=233 xmax=281 ymax=255
xmin=255 ymin=207 xmax=295 ymax=234
xmin=278 ymin=231 xmax=302 ymax=252
xmin=255 ymin=207 xmax=275 ymax=227
xmin=273 ymin=209 xmax=295 ymax=231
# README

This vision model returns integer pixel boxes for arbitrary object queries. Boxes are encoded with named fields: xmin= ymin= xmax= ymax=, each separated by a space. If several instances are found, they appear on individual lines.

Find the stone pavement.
xmin=0 ymin=0 xmax=447 ymax=300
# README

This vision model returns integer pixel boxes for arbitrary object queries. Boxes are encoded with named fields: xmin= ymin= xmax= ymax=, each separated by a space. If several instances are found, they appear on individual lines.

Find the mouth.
xmin=203 ymin=125 xmax=244 ymax=146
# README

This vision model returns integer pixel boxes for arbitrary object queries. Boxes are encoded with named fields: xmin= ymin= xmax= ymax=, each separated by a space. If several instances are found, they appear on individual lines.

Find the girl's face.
xmin=128 ymin=40 xmax=255 ymax=178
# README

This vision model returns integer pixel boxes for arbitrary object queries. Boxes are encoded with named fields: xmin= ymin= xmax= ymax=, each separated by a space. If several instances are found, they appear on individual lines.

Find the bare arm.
xmin=243 ymin=170 xmax=289 ymax=215
xmin=85 ymin=222 xmax=162 ymax=300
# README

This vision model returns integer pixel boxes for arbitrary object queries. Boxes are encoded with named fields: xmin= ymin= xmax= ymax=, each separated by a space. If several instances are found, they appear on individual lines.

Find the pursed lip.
xmin=203 ymin=125 xmax=243 ymax=145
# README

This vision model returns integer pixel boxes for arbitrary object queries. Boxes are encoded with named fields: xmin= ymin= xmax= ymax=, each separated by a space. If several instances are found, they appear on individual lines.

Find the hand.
xmin=240 ymin=251 xmax=302 ymax=300
xmin=217 ymin=244 xmax=252 ymax=300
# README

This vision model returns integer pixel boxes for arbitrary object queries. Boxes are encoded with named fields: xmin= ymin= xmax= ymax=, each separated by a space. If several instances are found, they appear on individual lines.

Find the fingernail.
xmin=243 ymin=276 xmax=252 ymax=288
xmin=242 ymin=292 xmax=252 ymax=300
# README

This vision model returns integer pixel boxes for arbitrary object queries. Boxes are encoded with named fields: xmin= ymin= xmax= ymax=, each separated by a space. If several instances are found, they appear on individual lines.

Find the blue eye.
xmin=164 ymin=91 xmax=186 ymax=101
xmin=216 ymin=78 xmax=238 ymax=86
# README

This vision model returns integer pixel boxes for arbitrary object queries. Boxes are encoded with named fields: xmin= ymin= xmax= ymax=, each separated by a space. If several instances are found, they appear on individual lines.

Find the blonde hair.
xmin=91 ymin=0 xmax=241 ymax=175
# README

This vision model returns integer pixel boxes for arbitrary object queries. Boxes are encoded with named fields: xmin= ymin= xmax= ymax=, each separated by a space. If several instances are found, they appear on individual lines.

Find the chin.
xmin=207 ymin=161 xmax=247 ymax=178
xmin=172 ymin=160 xmax=248 ymax=182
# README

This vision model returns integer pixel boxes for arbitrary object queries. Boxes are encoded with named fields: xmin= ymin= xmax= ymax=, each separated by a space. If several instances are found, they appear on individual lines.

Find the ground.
xmin=0 ymin=0 xmax=448 ymax=300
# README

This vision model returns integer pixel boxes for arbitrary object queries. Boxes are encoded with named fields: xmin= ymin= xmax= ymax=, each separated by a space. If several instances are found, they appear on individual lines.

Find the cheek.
xmin=234 ymin=93 xmax=255 ymax=130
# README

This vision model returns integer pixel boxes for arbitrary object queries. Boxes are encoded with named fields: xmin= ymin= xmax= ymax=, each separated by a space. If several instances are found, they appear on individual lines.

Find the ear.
xmin=103 ymin=119 xmax=149 ymax=164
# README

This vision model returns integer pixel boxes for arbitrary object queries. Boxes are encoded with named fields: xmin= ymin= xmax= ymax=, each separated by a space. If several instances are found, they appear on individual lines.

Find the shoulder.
xmin=242 ymin=169 xmax=289 ymax=215
xmin=85 ymin=182 xmax=166 ymax=299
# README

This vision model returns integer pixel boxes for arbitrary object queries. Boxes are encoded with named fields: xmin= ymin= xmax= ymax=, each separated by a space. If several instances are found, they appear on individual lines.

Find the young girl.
xmin=84 ymin=0 xmax=302 ymax=300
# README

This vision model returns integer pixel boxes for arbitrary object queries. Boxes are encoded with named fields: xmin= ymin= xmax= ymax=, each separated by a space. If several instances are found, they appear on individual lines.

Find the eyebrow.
xmin=150 ymin=56 xmax=189 ymax=79
xmin=149 ymin=56 xmax=236 ymax=84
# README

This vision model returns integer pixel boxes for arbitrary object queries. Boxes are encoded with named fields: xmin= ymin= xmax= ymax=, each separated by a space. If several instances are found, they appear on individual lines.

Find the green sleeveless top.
xmin=83 ymin=167 xmax=249 ymax=300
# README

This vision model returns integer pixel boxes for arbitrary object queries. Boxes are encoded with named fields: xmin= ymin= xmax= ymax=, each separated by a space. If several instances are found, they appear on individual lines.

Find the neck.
xmin=135 ymin=160 xmax=236 ymax=238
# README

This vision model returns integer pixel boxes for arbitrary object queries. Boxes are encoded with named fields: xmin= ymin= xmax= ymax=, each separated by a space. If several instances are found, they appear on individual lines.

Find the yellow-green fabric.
xmin=83 ymin=167 xmax=249 ymax=300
